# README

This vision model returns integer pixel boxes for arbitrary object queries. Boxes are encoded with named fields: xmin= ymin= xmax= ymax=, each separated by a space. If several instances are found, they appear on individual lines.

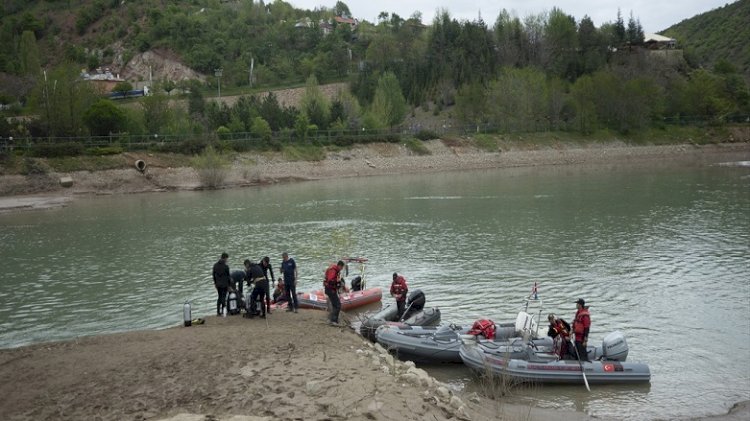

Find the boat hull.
xmin=297 ymin=287 xmax=383 ymax=311
xmin=459 ymin=343 xmax=650 ymax=384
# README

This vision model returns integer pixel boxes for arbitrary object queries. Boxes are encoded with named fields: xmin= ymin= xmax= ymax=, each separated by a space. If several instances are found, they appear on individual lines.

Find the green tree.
xmin=333 ymin=1 xmax=351 ymax=17
xmin=19 ymin=30 xmax=41 ymax=76
xmin=83 ymin=99 xmax=127 ymax=136
xmin=370 ymin=71 xmax=406 ymax=128
xmin=300 ymin=75 xmax=330 ymax=130
xmin=33 ymin=62 xmax=98 ymax=137
xmin=250 ymin=116 xmax=272 ymax=142
xmin=140 ymin=93 xmax=171 ymax=134
xmin=487 ymin=67 xmax=549 ymax=133
xmin=112 ymin=81 xmax=133 ymax=96
xmin=578 ymin=16 xmax=607 ymax=75
xmin=161 ymin=79 xmax=176 ymax=96
xmin=544 ymin=8 xmax=579 ymax=80
xmin=455 ymin=81 xmax=488 ymax=126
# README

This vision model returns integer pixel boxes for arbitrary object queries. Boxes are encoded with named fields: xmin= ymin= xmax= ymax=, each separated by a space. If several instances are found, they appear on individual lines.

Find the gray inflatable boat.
xmin=459 ymin=330 xmax=651 ymax=385
xmin=359 ymin=289 xmax=441 ymax=341
xmin=374 ymin=311 xmax=547 ymax=363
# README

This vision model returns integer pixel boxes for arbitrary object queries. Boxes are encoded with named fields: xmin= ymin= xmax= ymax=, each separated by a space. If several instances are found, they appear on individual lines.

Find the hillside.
xmin=663 ymin=0 xmax=750 ymax=78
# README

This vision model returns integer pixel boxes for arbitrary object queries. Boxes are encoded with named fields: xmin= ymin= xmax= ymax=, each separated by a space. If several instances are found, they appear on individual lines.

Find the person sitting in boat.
xmin=390 ymin=273 xmax=409 ymax=319
xmin=272 ymin=280 xmax=286 ymax=304
xmin=547 ymin=313 xmax=571 ymax=359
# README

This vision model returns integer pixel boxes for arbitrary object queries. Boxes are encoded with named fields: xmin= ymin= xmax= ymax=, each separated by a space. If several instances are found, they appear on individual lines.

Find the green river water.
xmin=1 ymin=158 xmax=748 ymax=420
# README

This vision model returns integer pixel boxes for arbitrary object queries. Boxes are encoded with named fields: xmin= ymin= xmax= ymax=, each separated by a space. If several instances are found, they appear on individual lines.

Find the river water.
xmin=1 ymin=160 xmax=748 ymax=420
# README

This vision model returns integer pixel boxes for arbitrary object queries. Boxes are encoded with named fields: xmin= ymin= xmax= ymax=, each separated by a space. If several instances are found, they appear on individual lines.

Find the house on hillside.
xmin=334 ymin=15 xmax=358 ymax=30
xmin=644 ymin=33 xmax=677 ymax=49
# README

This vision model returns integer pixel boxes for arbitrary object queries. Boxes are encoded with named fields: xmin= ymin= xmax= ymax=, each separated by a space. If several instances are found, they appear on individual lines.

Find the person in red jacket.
xmin=324 ymin=260 xmax=345 ymax=325
xmin=390 ymin=273 xmax=409 ymax=319
xmin=572 ymin=298 xmax=591 ymax=362
xmin=547 ymin=313 xmax=571 ymax=358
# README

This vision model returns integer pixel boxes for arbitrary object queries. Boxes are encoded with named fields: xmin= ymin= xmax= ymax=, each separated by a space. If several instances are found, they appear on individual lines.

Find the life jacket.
xmin=551 ymin=320 xmax=570 ymax=338
xmin=468 ymin=319 xmax=496 ymax=340
xmin=573 ymin=308 xmax=591 ymax=337
xmin=390 ymin=276 xmax=408 ymax=301
xmin=324 ymin=265 xmax=340 ymax=290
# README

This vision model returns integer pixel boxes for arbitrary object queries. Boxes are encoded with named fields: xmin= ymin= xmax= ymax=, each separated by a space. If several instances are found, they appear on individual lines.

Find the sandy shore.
xmin=0 ymin=310 xmax=596 ymax=421
xmin=0 ymin=310 xmax=746 ymax=421
xmin=1 ymin=141 xmax=749 ymax=213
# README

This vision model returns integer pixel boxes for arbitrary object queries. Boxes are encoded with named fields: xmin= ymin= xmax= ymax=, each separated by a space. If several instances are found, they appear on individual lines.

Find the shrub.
xmin=474 ymin=134 xmax=498 ymax=152
xmin=191 ymin=146 xmax=229 ymax=189
xmin=20 ymin=157 xmax=50 ymax=175
xmin=403 ymin=138 xmax=431 ymax=156
xmin=415 ymin=129 xmax=439 ymax=141
xmin=28 ymin=142 xmax=85 ymax=158
xmin=85 ymin=145 xmax=123 ymax=156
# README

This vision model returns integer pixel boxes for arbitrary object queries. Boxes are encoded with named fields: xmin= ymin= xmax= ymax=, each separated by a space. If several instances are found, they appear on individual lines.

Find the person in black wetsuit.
xmin=245 ymin=260 xmax=268 ymax=318
xmin=212 ymin=253 xmax=230 ymax=316
xmin=260 ymin=256 xmax=275 ymax=314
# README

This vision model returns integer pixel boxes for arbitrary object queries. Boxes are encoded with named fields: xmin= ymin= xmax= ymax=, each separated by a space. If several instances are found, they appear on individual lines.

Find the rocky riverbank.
xmin=1 ymin=141 xmax=749 ymax=213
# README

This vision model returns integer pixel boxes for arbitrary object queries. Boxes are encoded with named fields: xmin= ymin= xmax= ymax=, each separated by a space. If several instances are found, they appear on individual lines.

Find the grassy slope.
xmin=662 ymin=0 xmax=750 ymax=76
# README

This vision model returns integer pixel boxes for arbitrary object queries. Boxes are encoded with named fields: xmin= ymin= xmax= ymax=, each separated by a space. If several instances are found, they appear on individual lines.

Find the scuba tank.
xmin=183 ymin=302 xmax=192 ymax=327
xmin=227 ymin=291 xmax=239 ymax=315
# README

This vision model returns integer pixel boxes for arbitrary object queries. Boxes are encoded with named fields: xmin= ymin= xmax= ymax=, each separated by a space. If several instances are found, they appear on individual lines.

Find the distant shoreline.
xmin=1 ymin=141 xmax=749 ymax=213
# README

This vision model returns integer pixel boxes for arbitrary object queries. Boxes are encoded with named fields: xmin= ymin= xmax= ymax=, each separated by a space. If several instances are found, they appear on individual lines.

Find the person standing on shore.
xmin=212 ymin=253 xmax=231 ymax=316
xmin=390 ymin=273 xmax=409 ymax=319
xmin=281 ymin=252 xmax=298 ymax=312
xmin=246 ymin=260 xmax=268 ymax=318
xmin=572 ymin=298 xmax=591 ymax=362
xmin=324 ymin=260 xmax=345 ymax=325
xmin=260 ymin=256 xmax=275 ymax=314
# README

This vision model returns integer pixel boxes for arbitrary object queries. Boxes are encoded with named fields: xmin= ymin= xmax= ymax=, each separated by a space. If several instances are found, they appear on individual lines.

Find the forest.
xmin=0 ymin=0 xmax=748 ymax=154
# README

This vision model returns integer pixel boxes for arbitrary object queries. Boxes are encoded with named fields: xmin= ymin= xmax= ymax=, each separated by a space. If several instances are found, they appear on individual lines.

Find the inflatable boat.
xmin=374 ymin=311 xmax=545 ymax=363
xmin=359 ymin=289 xmax=441 ymax=341
xmin=297 ymin=287 xmax=382 ymax=311
xmin=459 ymin=330 xmax=651 ymax=385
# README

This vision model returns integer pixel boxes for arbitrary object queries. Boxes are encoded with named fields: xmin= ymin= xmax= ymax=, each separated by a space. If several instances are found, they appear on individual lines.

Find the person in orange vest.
xmin=324 ymin=260 xmax=345 ymax=325
xmin=547 ymin=313 xmax=571 ymax=358
xmin=572 ymin=298 xmax=591 ymax=362
xmin=390 ymin=273 xmax=409 ymax=319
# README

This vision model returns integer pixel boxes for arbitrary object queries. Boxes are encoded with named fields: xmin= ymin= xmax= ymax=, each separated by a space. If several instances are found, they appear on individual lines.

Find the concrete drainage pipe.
xmin=135 ymin=159 xmax=147 ymax=172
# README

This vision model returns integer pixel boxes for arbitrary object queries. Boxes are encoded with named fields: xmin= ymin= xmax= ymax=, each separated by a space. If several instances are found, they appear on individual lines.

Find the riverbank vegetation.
xmin=1 ymin=1 xmax=748 ymax=164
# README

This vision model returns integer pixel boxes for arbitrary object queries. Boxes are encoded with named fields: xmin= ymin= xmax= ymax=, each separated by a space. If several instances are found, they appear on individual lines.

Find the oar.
xmin=572 ymin=340 xmax=591 ymax=391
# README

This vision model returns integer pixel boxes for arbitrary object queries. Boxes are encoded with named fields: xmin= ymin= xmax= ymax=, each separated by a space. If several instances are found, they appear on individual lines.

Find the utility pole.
xmin=214 ymin=68 xmax=223 ymax=99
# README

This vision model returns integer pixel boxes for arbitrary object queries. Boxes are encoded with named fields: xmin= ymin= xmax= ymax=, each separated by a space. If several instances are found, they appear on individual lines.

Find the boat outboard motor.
xmin=601 ymin=330 xmax=629 ymax=361
xmin=351 ymin=276 xmax=363 ymax=292
xmin=402 ymin=289 xmax=426 ymax=320
xmin=227 ymin=291 xmax=239 ymax=315
xmin=407 ymin=289 xmax=426 ymax=310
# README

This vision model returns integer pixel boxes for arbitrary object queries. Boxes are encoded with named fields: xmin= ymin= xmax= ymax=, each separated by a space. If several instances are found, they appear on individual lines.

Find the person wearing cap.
xmin=547 ymin=313 xmax=571 ymax=358
xmin=390 ymin=273 xmax=409 ymax=319
xmin=324 ymin=260 xmax=346 ymax=325
xmin=212 ymin=252 xmax=231 ymax=316
xmin=572 ymin=298 xmax=591 ymax=361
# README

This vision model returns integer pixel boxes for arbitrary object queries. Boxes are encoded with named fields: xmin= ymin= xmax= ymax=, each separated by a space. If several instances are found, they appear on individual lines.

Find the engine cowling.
xmin=601 ymin=330 xmax=629 ymax=361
